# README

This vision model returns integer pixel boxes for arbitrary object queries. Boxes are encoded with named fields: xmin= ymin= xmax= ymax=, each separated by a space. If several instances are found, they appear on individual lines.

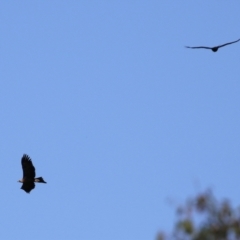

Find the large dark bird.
xmin=185 ymin=38 xmax=240 ymax=52
xmin=18 ymin=154 xmax=46 ymax=193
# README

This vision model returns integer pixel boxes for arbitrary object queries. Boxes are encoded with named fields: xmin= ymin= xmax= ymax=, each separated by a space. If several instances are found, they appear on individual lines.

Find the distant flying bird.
xmin=185 ymin=38 xmax=240 ymax=52
xmin=18 ymin=154 xmax=46 ymax=193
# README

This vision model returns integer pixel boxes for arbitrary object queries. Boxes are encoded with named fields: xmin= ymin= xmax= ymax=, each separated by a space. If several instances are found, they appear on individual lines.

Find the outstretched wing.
xmin=217 ymin=39 xmax=240 ymax=49
xmin=21 ymin=182 xmax=35 ymax=193
xmin=185 ymin=46 xmax=212 ymax=50
xmin=21 ymin=154 xmax=36 ymax=179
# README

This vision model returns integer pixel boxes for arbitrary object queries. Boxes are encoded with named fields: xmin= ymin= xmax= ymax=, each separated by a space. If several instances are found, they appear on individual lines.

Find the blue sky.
xmin=1 ymin=1 xmax=240 ymax=239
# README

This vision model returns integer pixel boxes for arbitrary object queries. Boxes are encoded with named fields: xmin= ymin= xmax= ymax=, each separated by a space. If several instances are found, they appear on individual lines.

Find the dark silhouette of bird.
xmin=18 ymin=154 xmax=46 ymax=193
xmin=185 ymin=38 xmax=240 ymax=52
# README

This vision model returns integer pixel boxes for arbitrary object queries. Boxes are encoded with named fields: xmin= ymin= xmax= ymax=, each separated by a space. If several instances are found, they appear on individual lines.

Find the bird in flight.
xmin=185 ymin=38 xmax=240 ymax=52
xmin=18 ymin=154 xmax=47 ymax=193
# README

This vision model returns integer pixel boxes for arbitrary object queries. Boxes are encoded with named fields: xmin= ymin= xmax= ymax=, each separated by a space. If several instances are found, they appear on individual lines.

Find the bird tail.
xmin=35 ymin=177 xmax=47 ymax=183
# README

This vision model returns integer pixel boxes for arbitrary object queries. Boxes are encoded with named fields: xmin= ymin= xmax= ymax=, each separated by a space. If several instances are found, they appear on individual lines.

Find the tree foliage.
xmin=157 ymin=190 xmax=240 ymax=240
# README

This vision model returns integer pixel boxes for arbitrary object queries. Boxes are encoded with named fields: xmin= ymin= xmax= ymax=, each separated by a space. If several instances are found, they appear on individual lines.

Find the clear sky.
xmin=1 ymin=1 xmax=240 ymax=240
